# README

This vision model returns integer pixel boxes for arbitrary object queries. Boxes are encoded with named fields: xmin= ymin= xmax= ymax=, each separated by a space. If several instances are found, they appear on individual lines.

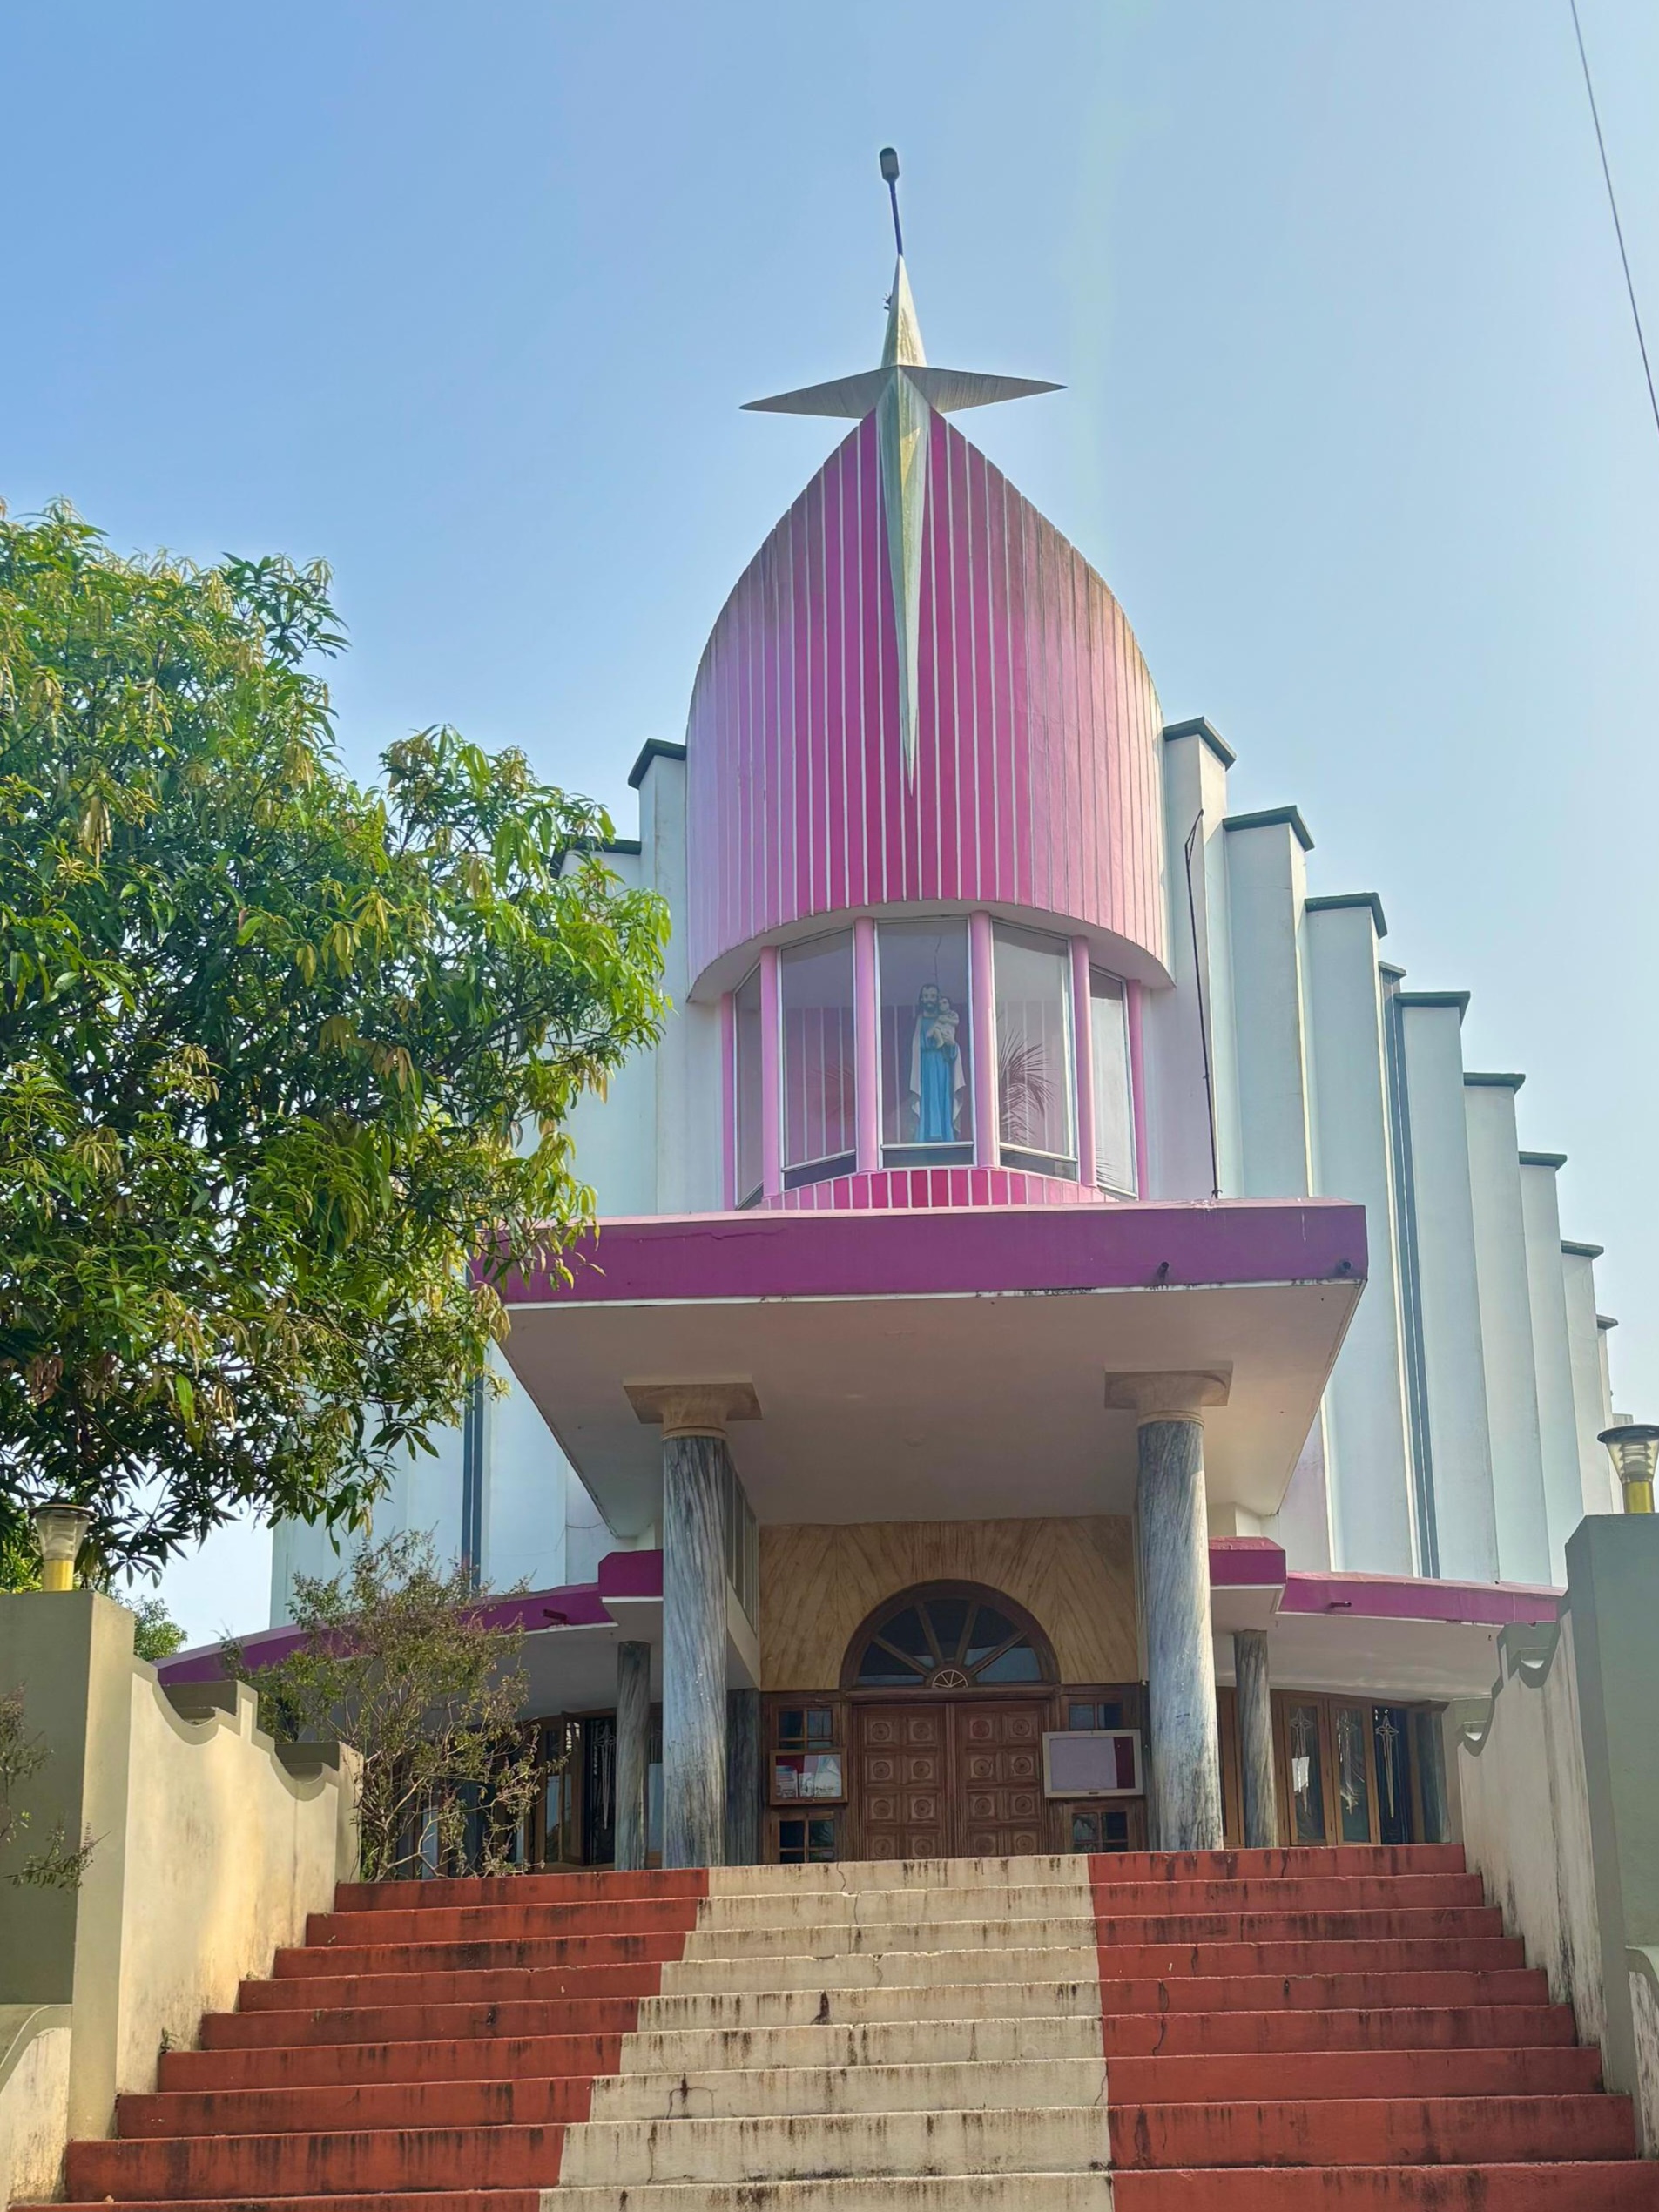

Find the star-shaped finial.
xmin=742 ymin=151 xmax=1061 ymax=780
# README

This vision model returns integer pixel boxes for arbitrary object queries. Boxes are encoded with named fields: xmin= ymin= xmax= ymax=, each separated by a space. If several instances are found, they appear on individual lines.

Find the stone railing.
xmin=0 ymin=1592 xmax=359 ymax=2204
xmin=1450 ymin=1516 xmax=1659 ymax=2152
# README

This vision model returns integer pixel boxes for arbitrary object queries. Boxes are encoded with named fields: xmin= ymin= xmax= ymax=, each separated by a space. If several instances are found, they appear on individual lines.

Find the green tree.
xmin=229 ymin=1532 xmax=543 ymax=1881
xmin=0 ymin=502 xmax=667 ymax=1574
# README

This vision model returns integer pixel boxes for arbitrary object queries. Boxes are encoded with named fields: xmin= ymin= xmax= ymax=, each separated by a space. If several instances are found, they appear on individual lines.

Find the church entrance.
xmin=842 ymin=1582 xmax=1056 ymax=1859
xmin=853 ymin=1699 xmax=1049 ymax=1859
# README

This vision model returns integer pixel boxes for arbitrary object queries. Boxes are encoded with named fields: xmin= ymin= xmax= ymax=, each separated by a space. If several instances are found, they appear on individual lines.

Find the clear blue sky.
xmin=4 ymin=3 xmax=1655 ymax=1642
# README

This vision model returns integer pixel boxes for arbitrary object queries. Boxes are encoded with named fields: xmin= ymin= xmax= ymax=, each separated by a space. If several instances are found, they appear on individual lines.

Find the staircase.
xmin=29 ymin=1844 xmax=1659 ymax=2211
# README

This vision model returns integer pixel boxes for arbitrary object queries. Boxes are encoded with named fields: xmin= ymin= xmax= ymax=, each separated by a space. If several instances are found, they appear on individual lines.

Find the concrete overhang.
xmin=1206 ymin=1541 xmax=1563 ymax=1701
xmin=497 ymin=1201 xmax=1366 ymax=1539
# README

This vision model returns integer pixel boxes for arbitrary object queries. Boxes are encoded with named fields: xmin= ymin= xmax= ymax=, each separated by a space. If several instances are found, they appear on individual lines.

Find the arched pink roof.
xmin=685 ymin=409 xmax=1169 ymax=990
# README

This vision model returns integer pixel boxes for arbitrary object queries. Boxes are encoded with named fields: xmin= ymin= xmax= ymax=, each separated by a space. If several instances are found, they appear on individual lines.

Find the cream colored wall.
xmin=1453 ymin=1619 xmax=1604 ymax=2047
xmin=0 ymin=2006 xmax=72 ymax=2209
xmin=759 ymin=1517 xmax=1137 ymax=1691
xmin=116 ymin=1674 xmax=358 ymax=2094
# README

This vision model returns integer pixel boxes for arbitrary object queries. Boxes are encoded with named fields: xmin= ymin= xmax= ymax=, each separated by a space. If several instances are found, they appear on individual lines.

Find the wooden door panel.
xmin=856 ymin=1703 xmax=950 ymax=1860
xmin=953 ymin=1703 xmax=1049 ymax=1857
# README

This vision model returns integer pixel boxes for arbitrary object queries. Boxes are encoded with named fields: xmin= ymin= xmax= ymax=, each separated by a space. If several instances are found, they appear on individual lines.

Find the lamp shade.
xmin=1598 ymin=1424 xmax=1659 ymax=1514
xmin=31 ymin=1501 xmax=91 ymax=1590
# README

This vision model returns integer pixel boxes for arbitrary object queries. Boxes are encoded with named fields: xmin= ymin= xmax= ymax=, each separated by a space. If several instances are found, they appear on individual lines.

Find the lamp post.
xmin=30 ymin=1501 xmax=92 ymax=1591
xmin=1598 ymin=1424 xmax=1659 ymax=1516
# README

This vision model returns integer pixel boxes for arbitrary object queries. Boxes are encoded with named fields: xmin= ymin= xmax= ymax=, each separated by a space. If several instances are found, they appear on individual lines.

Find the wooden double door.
xmin=853 ymin=1699 xmax=1048 ymax=1859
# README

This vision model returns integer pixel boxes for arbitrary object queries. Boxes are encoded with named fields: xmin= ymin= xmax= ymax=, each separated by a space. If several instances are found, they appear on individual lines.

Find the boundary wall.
xmin=0 ymin=1592 xmax=358 ymax=2204
xmin=1451 ymin=1516 xmax=1659 ymax=2151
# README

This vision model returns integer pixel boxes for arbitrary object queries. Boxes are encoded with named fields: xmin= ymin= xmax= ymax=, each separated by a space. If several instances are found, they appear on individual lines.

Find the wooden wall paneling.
xmin=759 ymin=1516 xmax=1138 ymax=1690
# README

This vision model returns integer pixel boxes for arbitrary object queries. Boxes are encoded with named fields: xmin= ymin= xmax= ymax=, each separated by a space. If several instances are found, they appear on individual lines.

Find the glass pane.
xmin=777 ymin=1709 xmax=806 ymax=1749
xmin=1089 ymin=971 xmax=1136 ymax=1194
xmin=976 ymin=1642 xmax=1042 ymax=1683
xmin=734 ymin=967 xmax=764 ymax=1203
xmin=780 ymin=933 xmax=855 ymax=1172
xmin=964 ymin=1608 xmax=1017 ymax=1665
xmin=1373 ymin=1707 xmax=1414 ymax=1845
xmin=1068 ymin=1702 xmax=1099 ymax=1731
xmin=877 ymin=921 xmax=972 ymax=1151
xmin=922 ymin=1596 xmax=970 ymax=1662
xmin=805 ymin=1709 xmax=834 ymax=1743
xmin=1335 ymin=1706 xmax=1372 ymax=1844
xmin=1070 ymin=1811 xmax=1101 ymax=1850
xmin=778 ymin=1817 xmax=806 ymax=1862
xmin=1287 ymin=1703 xmax=1326 ymax=1844
xmin=994 ymin=927 xmax=1075 ymax=1168
xmin=1103 ymin=1807 xmax=1130 ymax=1846
xmin=877 ymin=1608 xmax=932 ymax=1668
xmin=806 ymin=1817 xmax=837 ymax=1861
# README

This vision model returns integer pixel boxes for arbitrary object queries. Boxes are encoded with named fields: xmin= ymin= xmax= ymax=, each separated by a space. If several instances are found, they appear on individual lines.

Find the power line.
xmin=1570 ymin=0 xmax=1659 ymax=444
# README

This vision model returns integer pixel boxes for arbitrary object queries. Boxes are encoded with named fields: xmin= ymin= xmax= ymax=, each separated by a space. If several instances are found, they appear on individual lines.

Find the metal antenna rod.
xmin=879 ymin=145 xmax=904 ymax=258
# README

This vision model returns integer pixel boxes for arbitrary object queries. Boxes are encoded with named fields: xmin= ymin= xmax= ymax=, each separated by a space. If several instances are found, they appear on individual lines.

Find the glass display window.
xmin=776 ymin=1707 xmax=837 ymax=1750
xmin=771 ymin=1751 xmax=845 ymax=1804
xmin=733 ymin=966 xmax=764 ymax=1206
xmin=780 ymin=933 xmax=856 ymax=1185
xmin=1069 ymin=1805 xmax=1132 ymax=1852
xmin=993 ymin=925 xmax=1076 ymax=1175
xmin=876 ymin=920 xmax=973 ymax=1165
xmin=1089 ymin=970 xmax=1136 ymax=1194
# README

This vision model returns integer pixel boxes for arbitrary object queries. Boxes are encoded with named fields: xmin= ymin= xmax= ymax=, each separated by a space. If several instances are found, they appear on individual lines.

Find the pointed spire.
xmin=741 ymin=152 xmax=1063 ymax=781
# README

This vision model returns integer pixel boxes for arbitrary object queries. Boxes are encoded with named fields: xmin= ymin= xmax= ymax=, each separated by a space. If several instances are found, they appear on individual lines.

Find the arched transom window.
xmin=843 ymin=1582 xmax=1057 ymax=1692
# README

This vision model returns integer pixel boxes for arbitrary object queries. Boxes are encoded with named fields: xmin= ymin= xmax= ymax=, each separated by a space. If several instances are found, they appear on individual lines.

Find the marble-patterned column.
xmin=1111 ymin=1372 xmax=1229 ymax=1852
xmin=1232 ymin=1629 xmax=1278 ymax=1849
xmin=624 ymin=1380 xmax=759 ymax=1871
xmin=662 ymin=1431 xmax=729 ymax=1869
xmin=613 ymin=1639 xmax=651 ymax=1872
xmin=725 ymin=1687 xmax=761 ymax=1866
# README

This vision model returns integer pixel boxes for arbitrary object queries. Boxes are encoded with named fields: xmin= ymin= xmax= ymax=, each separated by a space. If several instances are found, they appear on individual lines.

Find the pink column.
xmin=853 ymin=917 xmax=880 ymax=1175
xmin=759 ymin=943 xmax=783 ymax=1201
xmin=1069 ymin=937 xmax=1096 ymax=1190
xmin=968 ymin=911 xmax=998 ymax=1170
xmin=1128 ymin=979 xmax=1149 ymax=1197
xmin=719 ymin=991 xmax=737 ymax=1210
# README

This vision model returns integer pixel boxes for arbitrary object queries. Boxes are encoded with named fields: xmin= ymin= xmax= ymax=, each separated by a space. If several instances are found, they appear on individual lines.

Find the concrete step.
xmin=64 ymin=2123 xmax=568 ymax=2199
xmin=334 ymin=1869 xmax=706 ymax=1912
xmin=550 ymin=2180 xmax=1113 ymax=2211
xmin=694 ymin=1885 xmax=1092 ymax=1932
xmin=688 ymin=1880 xmax=1489 ymax=1935
xmin=680 ymin=1915 xmax=1100 ymax=1959
xmin=1106 ymin=2096 xmax=1636 ymax=2170
xmin=1110 ymin=2168 xmax=1659 ymax=2210
xmin=159 ymin=2033 xmax=627 ymax=2093
xmin=615 ymin=2016 xmax=1105 ymax=2076
xmin=589 ymin=2056 xmax=1109 ymax=2121
xmin=658 ymin=1944 xmax=1098 ymax=1994
xmin=117 ymin=2075 xmax=593 ymax=2138
xmin=556 ymin=2105 xmax=1112 ymax=2187
xmin=21 ymin=2196 xmax=542 ymax=2212
xmin=697 ymin=1846 xmax=1467 ymax=1894
xmin=633 ymin=1979 xmax=1103 ymax=2033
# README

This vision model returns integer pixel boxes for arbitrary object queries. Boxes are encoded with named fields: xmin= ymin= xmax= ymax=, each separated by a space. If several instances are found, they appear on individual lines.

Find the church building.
xmin=192 ymin=209 xmax=1626 ymax=1877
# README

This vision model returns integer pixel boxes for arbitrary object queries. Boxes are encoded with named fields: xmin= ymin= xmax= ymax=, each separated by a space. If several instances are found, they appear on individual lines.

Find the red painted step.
xmin=1097 ymin=1937 xmax=1527 ymax=1974
xmin=307 ymin=1892 xmax=703 ymax=1946
xmin=1106 ymin=2094 xmax=1637 ymax=2171
xmin=1096 ymin=2004 xmax=1581 ymax=2055
xmin=1096 ymin=1968 xmax=1552 ymax=2011
xmin=117 ymin=2076 xmax=595 ymax=2138
xmin=1092 ymin=1907 xmax=1507 ymax=1942
xmin=1106 ymin=2047 xmax=1603 ymax=2102
xmin=1113 ymin=2168 xmax=1659 ymax=2210
xmin=64 ymin=2124 xmax=568 ymax=2200
xmin=271 ymin=1928 xmax=691 ymax=1976
xmin=198 ymin=1996 xmax=644 ymax=2047
xmin=234 ymin=1960 xmax=667 ymax=2009
xmin=158 ymin=2033 xmax=625 ymax=2092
